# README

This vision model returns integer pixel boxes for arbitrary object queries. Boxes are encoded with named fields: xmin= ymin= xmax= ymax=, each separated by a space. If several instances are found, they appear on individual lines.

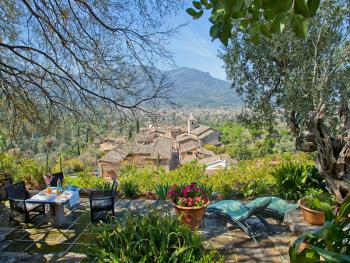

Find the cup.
xmin=56 ymin=188 xmax=61 ymax=194
xmin=47 ymin=187 xmax=52 ymax=194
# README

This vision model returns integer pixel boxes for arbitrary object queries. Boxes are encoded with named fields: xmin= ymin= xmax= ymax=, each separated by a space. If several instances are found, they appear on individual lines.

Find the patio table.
xmin=26 ymin=187 xmax=80 ymax=227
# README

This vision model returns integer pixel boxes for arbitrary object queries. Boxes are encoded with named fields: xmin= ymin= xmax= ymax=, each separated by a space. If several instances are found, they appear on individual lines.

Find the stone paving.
xmin=0 ymin=199 xmax=298 ymax=262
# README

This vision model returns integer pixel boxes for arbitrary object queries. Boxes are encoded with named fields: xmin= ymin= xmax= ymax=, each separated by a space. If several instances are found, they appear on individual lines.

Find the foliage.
xmin=271 ymin=162 xmax=324 ymax=200
xmin=167 ymin=182 xmax=209 ymax=207
xmin=208 ymin=122 xmax=294 ymax=160
xmin=187 ymin=0 xmax=320 ymax=46
xmin=119 ymin=153 xmax=313 ymax=199
xmin=221 ymin=0 xmax=350 ymax=200
xmin=52 ymin=158 xmax=84 ymax=174
xmin=120 ymin=180 xmax=140 ymax=199
xmin=155 ymin=183 xmax=170 ymax=200
xmin=65 ymin=172 xmax=110 ymax=189
xmin=88 ymin=210 xmax=221 ymax=262
xmin=0 ymin=152 xmax=45 ymax=189
xmin=302 ymin=190 xmax=334 ymax=220
xmin=290 ymin=196 xmax=350 ymax=263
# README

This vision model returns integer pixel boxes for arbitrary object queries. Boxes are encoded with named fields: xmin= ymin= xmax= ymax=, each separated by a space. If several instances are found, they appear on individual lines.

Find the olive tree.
xmin=221 ymin=0 xmax=350 ymax=201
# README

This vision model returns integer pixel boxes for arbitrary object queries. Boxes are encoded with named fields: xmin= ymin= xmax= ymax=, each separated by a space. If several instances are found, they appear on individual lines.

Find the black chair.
xmin=50 ymin=172 xmax=64 ymax=187
xmin=5 ymin=181 xmax=45 ymax=225
xmin=89 ymin=180 xmax=119 ymax=223
xmin=0 ymin=174 xmax=13 ymax=203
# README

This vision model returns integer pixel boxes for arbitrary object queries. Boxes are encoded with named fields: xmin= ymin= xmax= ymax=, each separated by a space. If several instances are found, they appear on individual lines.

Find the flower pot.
xmin=173 ymin=203 xmax=209 ymax=230
xmin=298 ymin=199 xmax=325 ymax=225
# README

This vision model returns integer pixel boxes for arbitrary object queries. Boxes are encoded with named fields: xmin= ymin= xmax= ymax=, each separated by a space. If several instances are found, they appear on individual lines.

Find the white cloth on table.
xmin=26 ymin=188 xmax=80 ymax=208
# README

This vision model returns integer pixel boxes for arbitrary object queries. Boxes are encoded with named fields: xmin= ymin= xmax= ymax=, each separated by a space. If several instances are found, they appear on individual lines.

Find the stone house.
xmin=98 ymin=137 xmax=178 ymax=179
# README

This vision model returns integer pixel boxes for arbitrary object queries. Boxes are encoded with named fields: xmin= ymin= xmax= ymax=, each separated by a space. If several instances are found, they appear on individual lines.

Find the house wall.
xmin=200 ymin=132 xmax=220 ymax=146
xmin=98 ymin=162 xmax=121 ymax=180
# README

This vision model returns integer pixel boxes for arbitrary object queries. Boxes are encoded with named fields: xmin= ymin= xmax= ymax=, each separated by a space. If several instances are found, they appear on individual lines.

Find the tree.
xmin=0 ymin=0 xmax=183 ymax=129
xmin=221 ymin=0 xmax=350 ymax=201
xmin=187 ymin=0 xmax=321 ymax=46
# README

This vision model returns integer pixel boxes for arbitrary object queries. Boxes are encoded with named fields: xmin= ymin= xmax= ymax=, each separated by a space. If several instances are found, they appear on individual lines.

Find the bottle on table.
xmin=57 ymin=178 xmax=62 ymax=194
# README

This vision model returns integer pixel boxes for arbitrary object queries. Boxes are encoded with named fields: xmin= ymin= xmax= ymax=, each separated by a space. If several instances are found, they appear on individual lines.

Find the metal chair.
xmin=50 ymin=172 xmax=64 ymax=187
xmin=5 ymin=181 xmax=45 ymax=225
xmin=89 ymin=180 xmax=119 ymax=223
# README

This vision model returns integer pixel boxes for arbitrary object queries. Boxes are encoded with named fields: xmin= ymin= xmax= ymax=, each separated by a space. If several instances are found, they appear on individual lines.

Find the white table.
xmin=26 ymin=188 xmax=80 ymax=227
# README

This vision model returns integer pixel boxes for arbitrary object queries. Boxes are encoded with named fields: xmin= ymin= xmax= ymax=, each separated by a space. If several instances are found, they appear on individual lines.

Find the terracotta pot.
xmin=173 ymin=203 xmax=209 ymax=230
xmin=298 ymin=199 xmax=325 ymax=225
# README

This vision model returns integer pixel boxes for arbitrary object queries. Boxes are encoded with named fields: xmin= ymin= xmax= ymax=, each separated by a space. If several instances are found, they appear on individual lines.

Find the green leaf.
xmin=307 ymin=0 xmax=320 ymax=17
xmin=291 ymin=14 xmax=308 ymax=38
xmin=200 ymin=0 xmax=208 ymax=5
xmin=192 ymin=1 xmax=202 ymax=10
xmin=312 ymin=246 xmax=350 ymax=263
xmin=313 ymin=199 xmax=333 ymax=221
xmin=260 ymin=24 xmax=272 ymax=38
xmin=270 ymin=13 xmax=287 ymax=34
xmin=232 ymin=0 xmax=245 ymax=13
xmin=338 ymin=196 xmax=350 ymax=220
xmin=263 ymin=9 xmax=274 ymax=20
xmin=294 ymin=0 xmax=310 ymax=18
xmin=209 ymin=24 xmax=219 ymax=39
xmin=247 ymin=22 xmax=260 ymax=35
xmin=272 ymin=0 xmax=293 ymax=13
xmin=246 ymin=36 xmax=260 ymax=44
xmin=189 ymin=9 xmax=204 ymax=20
xmin=186 ymin=7 xmax=198 ymax=16
xmin=239 ymin=19 xmax=250 ymax=30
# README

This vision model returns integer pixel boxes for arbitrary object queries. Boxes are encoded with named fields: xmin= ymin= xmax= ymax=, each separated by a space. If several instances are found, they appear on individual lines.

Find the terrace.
xmin=0 ymin=198 xmax=297 ymax=262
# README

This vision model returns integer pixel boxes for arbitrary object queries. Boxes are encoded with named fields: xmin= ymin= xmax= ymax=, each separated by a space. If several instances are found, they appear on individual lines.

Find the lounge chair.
xmin=245 ymin=196 xmax=299 ymax=222
xmin=5 ymin=181 xmax=45 ymax=225
xmin=205 ymin=199 xmax=271 ymax=241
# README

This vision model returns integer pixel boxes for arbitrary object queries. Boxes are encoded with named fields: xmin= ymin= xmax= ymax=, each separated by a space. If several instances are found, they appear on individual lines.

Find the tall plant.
xmin=290 ymin=196 xmax=350 ymax=262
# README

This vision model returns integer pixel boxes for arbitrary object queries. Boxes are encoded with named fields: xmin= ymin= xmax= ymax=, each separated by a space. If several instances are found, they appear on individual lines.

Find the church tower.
xmin=187 ymin=114 xmax=195 ymax=135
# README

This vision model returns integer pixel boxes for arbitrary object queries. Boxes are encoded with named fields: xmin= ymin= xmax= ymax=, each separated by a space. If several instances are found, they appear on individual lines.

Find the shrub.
xmin=155 ymin=183 xmax=170 ymax=200
xmin=88 ymin=211 xmax=221 ymax=262
xmin=0 ymin=152 xmax=45 ymax=189
xmin=120 ymin=180 xmax=140 ymax=198
xmin=53 ymin=158 xmax=84 ymax=174
xmin=65 ymin=172 xmax=110 ymax=189
xmin=272 ymin=162 xmax=324 ymax=200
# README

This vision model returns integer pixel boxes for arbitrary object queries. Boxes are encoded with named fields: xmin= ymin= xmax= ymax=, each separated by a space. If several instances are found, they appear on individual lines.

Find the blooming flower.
xmin=167 ymin=182 xmax=209 ymax=207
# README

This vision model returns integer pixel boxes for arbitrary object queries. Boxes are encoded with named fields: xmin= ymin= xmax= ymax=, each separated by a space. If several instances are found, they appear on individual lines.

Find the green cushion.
xmin=246 ymin=197 xmax=298 ymax=214
xmin=208 ymin=200 xmax=249 ymax=221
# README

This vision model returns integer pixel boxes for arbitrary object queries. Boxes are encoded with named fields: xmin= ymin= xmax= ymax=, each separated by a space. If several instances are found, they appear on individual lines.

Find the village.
xmin=96 ymin=115 xmax=234 ymax=180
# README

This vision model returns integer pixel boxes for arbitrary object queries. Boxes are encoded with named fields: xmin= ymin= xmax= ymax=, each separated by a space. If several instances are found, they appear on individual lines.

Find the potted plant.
xmin=298 ymin=190 xmax=334 ymax=225
xmin=167 ymin=182 xmax=209 ymax=229
xmin=290 ymin=196 xmax=350 ymax=263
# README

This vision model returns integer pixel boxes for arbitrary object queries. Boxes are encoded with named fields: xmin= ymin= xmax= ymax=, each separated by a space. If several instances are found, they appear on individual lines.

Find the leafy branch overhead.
xmin=186 ymin=0 xmax=320 ymax=45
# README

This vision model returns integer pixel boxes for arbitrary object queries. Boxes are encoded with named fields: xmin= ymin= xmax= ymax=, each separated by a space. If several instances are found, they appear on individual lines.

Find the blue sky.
xmin=165 ymin=4 xmax=227 ymax=80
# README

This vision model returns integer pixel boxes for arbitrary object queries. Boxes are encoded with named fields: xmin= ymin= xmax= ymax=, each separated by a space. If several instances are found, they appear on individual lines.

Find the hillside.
xmin=165 ymin=67 xmax=242 ymax=107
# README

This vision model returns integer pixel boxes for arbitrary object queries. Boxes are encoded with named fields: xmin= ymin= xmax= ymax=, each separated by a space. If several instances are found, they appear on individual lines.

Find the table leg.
xmin=50 ymin=204 xmax=64 ymax=227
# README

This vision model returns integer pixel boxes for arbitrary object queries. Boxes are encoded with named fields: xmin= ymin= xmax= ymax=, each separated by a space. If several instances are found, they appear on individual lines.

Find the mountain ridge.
xmin=165 ymin=67 xmax=242 ymax=107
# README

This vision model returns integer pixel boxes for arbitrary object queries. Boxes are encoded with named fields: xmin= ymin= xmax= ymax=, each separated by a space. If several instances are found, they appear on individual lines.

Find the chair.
xmin=89 ymin=180 xmax=119 ymax=223
xmin=0 ymin=174 xmax=12 ymax=203
xmin=50 ymin=172 xmax=64 ymax=187
xmin=205 ymin=199 xmax=271 ymax=241
xmin=5 ymin=181 xmax=45 ymax=225
xmin=245 ymin=196 xmax=299 ymax=222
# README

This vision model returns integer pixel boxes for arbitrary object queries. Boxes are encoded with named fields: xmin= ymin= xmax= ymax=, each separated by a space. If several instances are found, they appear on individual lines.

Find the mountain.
xmin=165 ymin=67 xmax=242 ymax=107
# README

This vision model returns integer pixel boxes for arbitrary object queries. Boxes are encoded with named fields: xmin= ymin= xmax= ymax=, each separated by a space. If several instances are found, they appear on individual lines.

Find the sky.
xmin=165 ymin=3 xmax=227 ymax=80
